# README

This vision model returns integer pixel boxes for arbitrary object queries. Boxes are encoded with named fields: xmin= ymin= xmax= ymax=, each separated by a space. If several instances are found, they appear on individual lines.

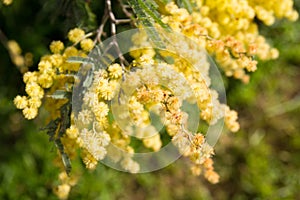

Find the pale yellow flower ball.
xmin=93 ymin=102 xmax=109 ymax=119
xmin=28 ymin=97 xmax=42 ymax=108
xmin=22 ymin=107 xmax=38 ymax=120
xmin=80 ymin=38 xmax=94 ymax=52
xmin=68 ymin=28 xmax=85 ymax=43
xmin=63 ymin=46 xmax=79 ymax=58
xmin=7 ymin=40 xmax=21 ymax=55
xmin=49 ymin=54 xmax=64 ymax=67
xmin=38 ymin=73 xmax=53 ymax=88
xmin=25 ymin=82 xmax=44 ymax=99
xmin=53 ymin=184 xmax=71 ymax=200
xmin=38 ymin=60 xmax=52 ymax=73
xmin=66 ymin=125 xmax=79 ymax=139
xmin=108 ymin=63 xmax=123 ymax=79
xmin=14 ymin=95 xmax=28 ymax=109
xmin=49 ymin=41 xmax=64 ymax=54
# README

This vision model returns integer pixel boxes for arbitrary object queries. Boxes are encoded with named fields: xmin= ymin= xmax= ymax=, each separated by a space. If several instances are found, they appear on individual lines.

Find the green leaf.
xmin=176 ymin=0 xmax=193 ymax=13
xmin=59 ymin=102 xmax=72 ymax=137
xmin=42 ymin=118 xmax=60 ymax=141
xmin=156 ymin=0 xmax=172 ymax=4
xmin=84 ymin=2 xmax=97 ymax=30
xmin=55 ymin=139 xmax=72 ymax=175
xmin=41 ymin=100 xmax=72 ymax=175
xmin=137 ymin=0 xmax=171 ymax=31
xmin=47 ymin=90 xmax=72 ymax=100
xmin=128 ymin=0 xmax=168 ymax=48
xmin=68 ymin=56 xmax=94 ymax=64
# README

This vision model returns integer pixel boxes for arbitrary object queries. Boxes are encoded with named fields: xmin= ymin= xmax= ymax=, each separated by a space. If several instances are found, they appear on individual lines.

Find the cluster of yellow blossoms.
xmin=128 ymin=28 xmax=240 ymax=182
xmin=131 ymin=28 xmax=240 ymax=132
xmin=14 ymin=28 xmax=94 ymax=120
xmin=72 ymin=63 xmax=142 ymax=173
xmin=12 ymin=0 xmax=298 ymax=199
xmin=13 ymin=28 xmax=95 ymax=199
xmin=162 ymin=0 xmax=298 ymax=82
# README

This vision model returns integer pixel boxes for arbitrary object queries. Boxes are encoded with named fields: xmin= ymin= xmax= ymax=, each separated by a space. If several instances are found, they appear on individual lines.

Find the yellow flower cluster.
xmin=14 ymin=73 xmax=44 ymax=119
xmin=174 ymin=132 xmax=220 ymax=184
xmin=132 ymin=75 xmax=217 ymax=177
xmin=248 ymin=0 xmax=299 ymax=24
xmin=127 ymin=23 xmax=244 ymax=182
xmin=68 ymin=52 xmax=229 ymax=177
xmin=13 ymin=27 xmax=96 ymax=198
xmin=162 ymin=1 xmax=298 ymax=82
xmin=71 ymin=63 xmax=136 ymax=171
xmin=11 ymin=0 xmax=299 ymax=197
xmin=80 ymin=39 xmax=94 ymax=52
xmin=14 ymin=28 xmax=94 ymax=120
xmin=130 ymin=30 xmax=239 ymax=133
xmin=68 ymin=28 xmax=85 ymax=43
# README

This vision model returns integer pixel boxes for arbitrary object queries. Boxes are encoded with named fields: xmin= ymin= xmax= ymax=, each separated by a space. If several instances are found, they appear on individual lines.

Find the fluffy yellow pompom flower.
xmin=204 ymin=169 xmax=220 ymax=184
xmin=50 ymin=41 xmax=64 ymax=54
xmin=7 ymin=40 xmax=21 ymax=54
xmin=25 ymin=82 xmax=44 ymax=99
xmin=38 ymin=60 xmax=52 ymax=73
xmin=80 ymin=39 xmax=94 ymax=52
xmin=28 ymin=97 xmax=42 ymax=108
xmin=68 ymin=28 xmax=85 ymax=43
xmin=14 ymin=95 xmax=28 ymax=109
xmin=22 ymin=107 xmax=38 ymax=120
xmin=63 ymin=46 xmax=79 ymax=58
xmin=38 ymin=73 xmax=53 ymax=88
xmin=50 ymin=54 xmax=64 ymax=67
xmin=94 ymin=102 xmax=109 ymax=119
xmin=53 ymin=184 xmax=71 ymax=200
xmin=23 ymin=71 xmax=38 ymax=84
xmin=66 ymin=125 xmax=79 ymax=139
xmin=82 ymin=150 xmax=98 ymax=170
xmin=108 ymin=63 xmax=123 ymax=79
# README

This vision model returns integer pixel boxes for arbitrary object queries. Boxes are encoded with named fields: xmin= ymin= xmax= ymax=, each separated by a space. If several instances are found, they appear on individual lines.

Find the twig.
xmin=106 ymin=0 xmax=129 ymax=67
xmin=106 ymin=0 xmax=116 ymax=34
xmin=95 ymin=10 xmax=109 ymax=44
xmin=115 ymin=19 xmax=132 ymax=24
xmin=94 ymin=2 xmax=131 ymax=44
xmin=72 ymin=32 xmax=95 ymax=47
xmin=181 ymin=124 xmax=194 ymax=144
xmin=118 ymin=0 xmax=133 ymax=18
xmin=93 ymin=0 xmax=132 ymax=68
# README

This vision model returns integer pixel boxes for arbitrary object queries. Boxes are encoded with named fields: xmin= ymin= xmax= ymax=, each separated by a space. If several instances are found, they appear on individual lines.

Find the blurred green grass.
xmin=1 ymin=1 xmax=300 ymax=199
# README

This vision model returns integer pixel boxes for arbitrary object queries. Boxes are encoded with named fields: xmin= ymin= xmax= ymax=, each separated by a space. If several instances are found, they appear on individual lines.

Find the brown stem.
xmin=118 ymin=0 xmax=133 ymax=18
xmin=106 ymin=0 xmax=129 ymax=67
xmin=94 ymin=9 xmax=109 ymax=44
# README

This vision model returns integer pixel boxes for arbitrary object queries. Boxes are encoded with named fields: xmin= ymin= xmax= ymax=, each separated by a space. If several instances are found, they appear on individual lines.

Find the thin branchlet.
xmin=94 ymin=0 xmax=131 ymax=68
